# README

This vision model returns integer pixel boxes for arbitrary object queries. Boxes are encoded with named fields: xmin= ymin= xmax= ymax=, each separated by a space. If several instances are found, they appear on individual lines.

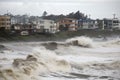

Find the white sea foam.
xmin=0 ymin=36 xmax=120 ymax=80
xmin=66 ymin=36 xmax=95 ymax=48
xmin=0 ymin=46 xmax=71 ymax=80
xmin=100 ymin=38 xmax=120 ymax=47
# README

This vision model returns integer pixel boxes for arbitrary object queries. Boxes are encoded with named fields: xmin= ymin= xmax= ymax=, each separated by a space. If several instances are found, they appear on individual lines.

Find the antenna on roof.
xmin=113 ymin=14 xmax=116 ymax=19
xmin=7 ymin=10 xmax=8 ymax=14
xmin=89 ymin=14 xmax=91 ymax=19
xmin=6 ymin=10 xmax=9 ymax=16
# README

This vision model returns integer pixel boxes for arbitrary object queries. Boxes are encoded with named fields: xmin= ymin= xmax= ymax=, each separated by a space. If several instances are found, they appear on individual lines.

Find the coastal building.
xmin=96 ymin=19 xmax=104 ymax=30
xmin=33 ymin=19 xmax=57 ymax=33
xmin=58 ymin=18 xmax=78 ymax=31
xmin=11 ymin=23 xmax=35 ymax=35
xmin=0 ymin=15 xmax=11 ymax=30
xmin=112 ymin=18 xmax=120 ymax=29
xmin=11 ymin=15 xmax=30 ymax=25
xmin=102 ymin=18 xmax=120 ymax=30
xmin=78 ymin=19 xmax=98 ymax=29
xmin=103 ymin=18 xmax=113 ymax=29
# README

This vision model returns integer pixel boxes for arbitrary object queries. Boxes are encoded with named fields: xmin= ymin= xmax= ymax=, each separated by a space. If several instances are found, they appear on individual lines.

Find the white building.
xmin=78 ymin=19 xmax=98 ymax=29
xmin=34 ymin=19 xmax=57 ymax=33
xmin=112 ymin=18 xmax=120 ymax=29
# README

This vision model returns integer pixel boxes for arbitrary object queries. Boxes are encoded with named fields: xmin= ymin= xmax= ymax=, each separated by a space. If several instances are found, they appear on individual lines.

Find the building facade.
xmin=99 ymin=18 xmax=120 ymax=30
xmin=11 ymin=15 xmax=30 ymax=25
xmin=112 ymin=18 xmax=120 ymax=29
xmin=78 ymin=19 xmax=98 ymax=29
xmin=33 ymin=19 xmax=57 ymax=33
xmin=0 ymin=15 xmax=11 ymax=29
xmin=58 ymin=18 xmax=78 ymax=31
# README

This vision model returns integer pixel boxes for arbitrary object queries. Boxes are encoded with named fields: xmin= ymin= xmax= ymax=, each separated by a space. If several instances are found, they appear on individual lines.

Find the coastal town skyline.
xmin=0 ymin=0 xmax=120 ymax=19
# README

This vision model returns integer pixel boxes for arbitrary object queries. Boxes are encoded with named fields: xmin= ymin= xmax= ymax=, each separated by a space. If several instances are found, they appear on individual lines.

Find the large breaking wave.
xmin=0 ymin=47 xmax=71 ymax=80
xmin=0 ymin=36 xmax=120 ymax=80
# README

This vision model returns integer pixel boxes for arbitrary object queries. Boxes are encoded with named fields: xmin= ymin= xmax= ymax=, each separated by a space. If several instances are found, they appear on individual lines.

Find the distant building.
xmin=100 ymin=18 xmax=120 ymax=30
xmin=11 ymin=15 xmax=30 ymax=25
xmin=0 ymin=15 xmax=11 ymax=30
xmin=78 ymin=19 xmax=98 ymax=29
xmin=112 ymin=18 xmax=120 ymax=29
xmin=33 ymin=19 xmax=57 ymax=33
xmin=57 ymin=18 xmax=78 ymax=31
xmin=103 ymin=18 xmax=113 ymax=29
xmin=96 ymin=19 xmax=104 ymax=30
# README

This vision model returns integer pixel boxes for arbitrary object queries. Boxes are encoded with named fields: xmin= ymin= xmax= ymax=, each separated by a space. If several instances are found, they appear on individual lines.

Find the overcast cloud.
xmin=0 ymin=0 xmax=120 ymax=19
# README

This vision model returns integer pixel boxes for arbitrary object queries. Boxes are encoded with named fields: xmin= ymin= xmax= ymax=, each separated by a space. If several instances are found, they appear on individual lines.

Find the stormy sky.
xmin=0 ymin=0 xmax=120 ymax=19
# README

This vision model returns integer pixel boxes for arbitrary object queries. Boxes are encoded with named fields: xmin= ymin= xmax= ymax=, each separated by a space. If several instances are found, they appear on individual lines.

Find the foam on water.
xmin=0 ymin=36 xmax=120 ymax=80
xmin=100 ymin=38 xmax=120 ymax=47
xmin=0 ymin=46 xmax=71 ymax=80
xmin=66 ymin=36 xmax=94 ymax=48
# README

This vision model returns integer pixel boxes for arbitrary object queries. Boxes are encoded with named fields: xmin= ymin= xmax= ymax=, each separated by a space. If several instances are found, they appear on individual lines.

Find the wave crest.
xmin=0 ymin=47 xmax=71 ymax=80
xmin=66 ymin=36 xmax=94 ymax=48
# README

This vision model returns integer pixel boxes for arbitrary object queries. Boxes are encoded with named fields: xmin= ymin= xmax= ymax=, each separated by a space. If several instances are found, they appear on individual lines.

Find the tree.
xmin=74 ymin=11 xmax=84 ymax=19
xmin=43 ymin=10 xmax=88 ymax=21
xmin=42 ymin=11 xmax=47 ymax=17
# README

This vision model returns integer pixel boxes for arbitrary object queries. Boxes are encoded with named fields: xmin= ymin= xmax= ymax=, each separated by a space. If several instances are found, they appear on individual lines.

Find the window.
xmin=2 ymin=23 xmax=5 ymax=25
xmin=69 ymin=20 xmax=72 ymax=22
xmin=40 ymin=26 xmax=44 ymax=28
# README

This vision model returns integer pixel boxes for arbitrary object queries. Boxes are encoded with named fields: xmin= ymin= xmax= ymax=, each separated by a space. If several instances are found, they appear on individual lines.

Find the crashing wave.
xmin=66 ymin=36 xmax=94 ymax=48
xmin=0 ymin=47 xmax=71 ymax=80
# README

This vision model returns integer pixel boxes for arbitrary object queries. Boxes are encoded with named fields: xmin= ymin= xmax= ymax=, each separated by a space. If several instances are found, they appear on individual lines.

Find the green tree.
xmin=42 ymin=11 xmax=47 ymax=17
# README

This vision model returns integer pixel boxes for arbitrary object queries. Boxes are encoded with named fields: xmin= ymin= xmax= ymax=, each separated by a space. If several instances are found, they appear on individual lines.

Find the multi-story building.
xmin=112 ymin=18 xmax=120 ymax=29
xmin=100 ymin=18 xmax=120 ymax=30
xmin=33 ymin=19 xmax=57 ymax=33
xmin=103 ymin=18 xmax=113 ymax=29
xmin=78 ymin=19 xmax=98 ymax=29
xmin=96 ymin=19 xmax=104 ymax=30
xmin=58 ymin=18 xmax=78 ymax=31
xmin=0 ymin=15 xmax=11 ymax=30
xmin=11 ymin=15 xmax=30 ymax=25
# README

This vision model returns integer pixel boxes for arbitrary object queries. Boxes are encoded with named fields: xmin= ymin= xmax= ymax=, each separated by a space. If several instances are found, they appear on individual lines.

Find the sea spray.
xmin=0 ymin=46 xmax=71 ymax=80
xmin=66 ymin=36 xmax=94 ymax=48
xmin=1 ymin=36 xmax=120 ymax=80
xmin=101 ymin=38 xmax=120 ymax=47
xmin=32 ymin=47 xmax=71 ymax=72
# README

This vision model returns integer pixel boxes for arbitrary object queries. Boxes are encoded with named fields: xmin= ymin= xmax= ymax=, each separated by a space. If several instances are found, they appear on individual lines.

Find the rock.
xmin=42 ymin=42 xmax=58 ymax=50
xmin=13 ymin=59 xmax=26 ymax=67
xmin=13 ymin=55 xmax=37 ymax=67
xmin=26 ymin=55 xmax=37 ymax=61
xmin=0 ymin=45 xmax=7 ymax=50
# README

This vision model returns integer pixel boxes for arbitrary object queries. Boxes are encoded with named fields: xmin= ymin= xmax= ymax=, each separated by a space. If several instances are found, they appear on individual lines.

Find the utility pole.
xmin=88 ymin=14 xmax=91 ymax=28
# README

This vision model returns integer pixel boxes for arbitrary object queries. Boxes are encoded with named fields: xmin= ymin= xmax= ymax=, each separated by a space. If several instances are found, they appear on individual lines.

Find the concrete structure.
xmin=58 ymin=18 xmax=78 ymax=31
xmin=33 ymin=19 xmax=57 ymax=33
xmin=102 ymin=18 xmax=120 ymax=30
xmin=78 ymin=19 xmax=98 ymax=29
xmin=0 ymin=15 xmax=11 ymax=29
xmin=11 ymin=15 xmax=30 ymax=25
xmin=112 ymin=18 xmax=120 ymax=29
xmin=78 ymin=18 xmax=120 ymax=30
xmin=103 ymin=18 xmax=113 ymax=29
xmin=96 ymin=19 xmax=104 ymax=30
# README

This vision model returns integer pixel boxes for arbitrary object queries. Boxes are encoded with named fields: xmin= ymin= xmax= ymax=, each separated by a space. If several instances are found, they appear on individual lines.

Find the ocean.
xmin=0 ymin=36 xmax=120 ymax=80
